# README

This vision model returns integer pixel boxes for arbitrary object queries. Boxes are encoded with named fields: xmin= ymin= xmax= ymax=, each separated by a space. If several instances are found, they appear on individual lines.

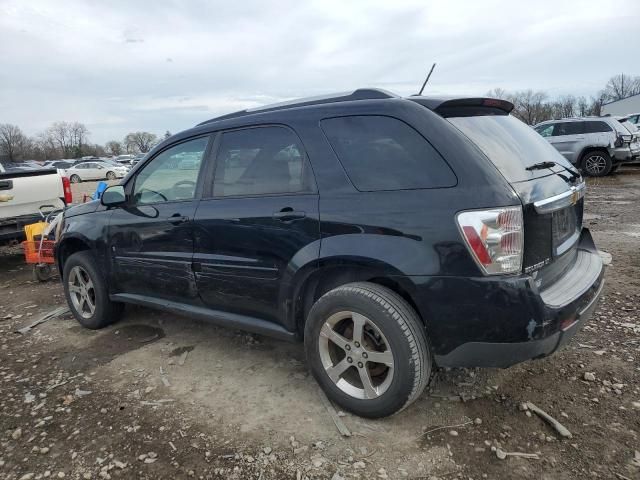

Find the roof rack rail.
xmin=197 ymin=88 xmax=397 ymax=126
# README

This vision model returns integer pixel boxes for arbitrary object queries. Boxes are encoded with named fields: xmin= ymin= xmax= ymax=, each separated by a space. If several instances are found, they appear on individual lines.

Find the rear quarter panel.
xmin=0 ymin=171 xmax=65 ymax=219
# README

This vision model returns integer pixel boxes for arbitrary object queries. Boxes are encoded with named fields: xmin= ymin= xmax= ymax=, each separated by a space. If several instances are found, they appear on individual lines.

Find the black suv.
xmin=55 ymin=89 xmax=604 ymax=418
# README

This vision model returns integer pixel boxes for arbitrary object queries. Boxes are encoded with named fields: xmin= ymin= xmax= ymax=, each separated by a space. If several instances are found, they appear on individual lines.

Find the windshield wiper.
xmin=526 ymin=160 xmax=581 ymax=182
xmin=525 ymin=161 xmax=556 ymax=171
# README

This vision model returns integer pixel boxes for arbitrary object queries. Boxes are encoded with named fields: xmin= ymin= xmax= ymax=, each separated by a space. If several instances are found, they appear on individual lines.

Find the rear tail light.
xmin=62 ymin=176 xmax=72 ymax=204
xmin=457 ymin=206 xmax=523 ymax=275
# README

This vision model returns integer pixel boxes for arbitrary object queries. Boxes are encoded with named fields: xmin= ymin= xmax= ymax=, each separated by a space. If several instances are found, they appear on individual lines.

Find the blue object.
xmin=93 ymin=182 xmax=108 ymax=200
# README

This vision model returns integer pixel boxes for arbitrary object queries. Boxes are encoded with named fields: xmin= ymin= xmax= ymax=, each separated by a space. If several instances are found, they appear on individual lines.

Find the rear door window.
xmin=212 ymin=126 xmax=315 ymax=197
xmin=584 ymin=121 xmax=612 ymax=133
xmin=320 ymin=115 xmax=456 ymax=191
xmin=448 ymin=115 xmax=576 ymax=183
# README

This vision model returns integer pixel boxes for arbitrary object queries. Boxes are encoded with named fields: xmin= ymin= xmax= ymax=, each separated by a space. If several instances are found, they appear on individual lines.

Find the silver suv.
xmin=534 ymin=117 xmax=640 ymax=176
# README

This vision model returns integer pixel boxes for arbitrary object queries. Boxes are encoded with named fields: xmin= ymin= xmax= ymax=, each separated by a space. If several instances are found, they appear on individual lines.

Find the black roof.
xmin=196 ymin=89 xmax=514 ymax=128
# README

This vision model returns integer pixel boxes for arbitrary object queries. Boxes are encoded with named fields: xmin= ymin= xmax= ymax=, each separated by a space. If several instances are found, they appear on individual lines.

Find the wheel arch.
xmin=578 ymin=146 xmax=611 ymax=164
xmin=55 ymin=235 xmax=91 ymax=279
xmin=290 ymin=259 xmax=428 ymax=339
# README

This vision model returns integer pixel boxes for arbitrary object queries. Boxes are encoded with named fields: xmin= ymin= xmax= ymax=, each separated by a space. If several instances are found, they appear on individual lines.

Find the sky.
xmin=0 ymin=0 xmax=638 ymax=144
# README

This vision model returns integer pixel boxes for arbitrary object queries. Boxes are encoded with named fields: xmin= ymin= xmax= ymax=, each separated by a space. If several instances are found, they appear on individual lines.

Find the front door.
xmin=108 ymin=135 xmax=211 ymax=302
xmin=193 ymin=125 xmax=320 ymax=327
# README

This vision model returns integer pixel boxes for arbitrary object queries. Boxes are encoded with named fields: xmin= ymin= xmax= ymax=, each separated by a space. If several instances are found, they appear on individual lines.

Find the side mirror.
xmin=101 ymin=185 xmax=126 ymax=206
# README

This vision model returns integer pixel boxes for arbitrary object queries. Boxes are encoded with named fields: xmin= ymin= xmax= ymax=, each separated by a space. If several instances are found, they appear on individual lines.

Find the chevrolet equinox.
xmin=55 ymin=89 xmax=604 ymax=418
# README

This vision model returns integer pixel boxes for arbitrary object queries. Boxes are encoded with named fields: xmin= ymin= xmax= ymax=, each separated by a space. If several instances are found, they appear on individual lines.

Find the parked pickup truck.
xmin=0 ymin=163 xmax=72 ymax=242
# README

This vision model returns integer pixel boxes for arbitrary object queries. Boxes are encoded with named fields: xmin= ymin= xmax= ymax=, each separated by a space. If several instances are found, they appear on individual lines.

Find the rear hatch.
xmin=413 ymin=98 xmax=585 ymax=288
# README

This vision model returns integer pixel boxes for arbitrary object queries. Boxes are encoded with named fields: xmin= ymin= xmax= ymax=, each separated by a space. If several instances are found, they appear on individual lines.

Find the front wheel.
xmin=305 ymin=282 xmax=432 ymax=418
xmin=63 ymin=251 xmax=123 ymax=329
xmin=581 ymin=151 xmax=612 ymax=177
xmin=106 ymin=171 xmax=117 ymax=180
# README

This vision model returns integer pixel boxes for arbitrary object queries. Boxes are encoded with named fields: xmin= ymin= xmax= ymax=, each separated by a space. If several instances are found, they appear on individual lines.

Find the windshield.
xmin=448 ymin=114 xmax=576 ymax=183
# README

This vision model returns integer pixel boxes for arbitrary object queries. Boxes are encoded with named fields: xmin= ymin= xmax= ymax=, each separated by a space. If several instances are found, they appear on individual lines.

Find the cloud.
xmin=0 ymin=0 xmax=638 ymax=144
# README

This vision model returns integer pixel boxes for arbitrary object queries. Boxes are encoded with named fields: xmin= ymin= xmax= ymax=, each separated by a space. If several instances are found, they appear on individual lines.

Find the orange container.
xmin=22 ymin=240 xmax=56 ymax=264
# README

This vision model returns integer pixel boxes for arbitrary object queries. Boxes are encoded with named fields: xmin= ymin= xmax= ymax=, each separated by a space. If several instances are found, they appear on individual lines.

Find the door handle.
xmin=169 ymin=214 xmax=190 ymax=225
xmin=273 ymin=208 xmax=306 ymax=222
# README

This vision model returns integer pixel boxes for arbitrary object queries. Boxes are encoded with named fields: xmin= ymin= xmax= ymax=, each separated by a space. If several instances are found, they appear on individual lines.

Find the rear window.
xmin=448 ymin=115 xmax=575 ymax=182
xmin=320 ymin=115 xmax=456 ymax=191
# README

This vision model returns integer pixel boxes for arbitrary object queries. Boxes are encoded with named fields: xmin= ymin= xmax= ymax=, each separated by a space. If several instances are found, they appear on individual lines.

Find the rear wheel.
xmin=63 ymin=251 xmax=123 ymax=329
xmin=581 ymin=151 xmax=612 ymax=177
xmin=106 ymin=171 xmax=117 ymax=180
xmin=305 ymin=282 xmax=432 ymax=418
xmin=70 ymin=174 xmax=81 ymax=183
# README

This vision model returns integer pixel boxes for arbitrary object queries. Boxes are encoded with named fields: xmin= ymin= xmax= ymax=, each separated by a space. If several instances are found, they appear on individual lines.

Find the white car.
xmin=63 ymin=161 xmax=128 ymax=183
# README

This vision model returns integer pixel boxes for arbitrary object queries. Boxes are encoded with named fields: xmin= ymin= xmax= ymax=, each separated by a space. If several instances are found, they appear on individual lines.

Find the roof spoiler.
xmin=409 ymin=97 xmax=514 ymax=117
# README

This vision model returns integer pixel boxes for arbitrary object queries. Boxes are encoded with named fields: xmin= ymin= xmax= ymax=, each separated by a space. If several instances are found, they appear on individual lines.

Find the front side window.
xmin=535 ymin=124 xmax=554 ymax=137
xmin=212 ymin=126 xmax=315 ymax=197
xmin=554 ymin=122 xmax=584 ymax=136
xmin=133 ymin=136 xmax=208 ymax=204
xmin=320 ymin=115 xmax=456 ymax=191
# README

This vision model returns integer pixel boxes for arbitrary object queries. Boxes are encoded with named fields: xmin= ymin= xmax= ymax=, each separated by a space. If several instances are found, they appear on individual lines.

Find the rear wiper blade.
xmin=526 ymin=161 xmax=581 ymax=182
xmin=525 ymin=161 xmax=556 ymax=171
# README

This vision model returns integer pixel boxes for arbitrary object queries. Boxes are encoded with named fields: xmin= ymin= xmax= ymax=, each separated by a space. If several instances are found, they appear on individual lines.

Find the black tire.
xmin=581 ymin=150 xmax=612 ymax=177
xmin=106 ymin=171 xmax=116 ymax=180
xmin=63 ymin=251 xmax=123 ymax=329
xmin=304 ymin=282 xmax=432 ymax=418
xmin=70 ymin=174 xmax=81 ymax=183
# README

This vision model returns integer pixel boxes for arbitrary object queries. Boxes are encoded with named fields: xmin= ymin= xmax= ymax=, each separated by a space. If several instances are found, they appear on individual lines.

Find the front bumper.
xmin=407 ymin=229 xmax=605 ymax=368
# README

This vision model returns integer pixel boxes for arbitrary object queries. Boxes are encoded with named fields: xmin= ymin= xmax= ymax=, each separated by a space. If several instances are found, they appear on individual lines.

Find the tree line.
xmin=488 ymin=73 xmax=640 ymax=126
xmin=0 ymin=123 xmax=171 ymax=163
xmin=1 ymin=74 xmax=638 ymax=163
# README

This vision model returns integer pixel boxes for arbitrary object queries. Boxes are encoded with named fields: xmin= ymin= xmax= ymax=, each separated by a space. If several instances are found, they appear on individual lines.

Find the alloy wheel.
xmin=68 ymin=266 xmax=96 ymax=319
xmin=585 ymin=155 xmax=607 ymax=175
xmin=318 ymin=311 xmax=395 ymax=400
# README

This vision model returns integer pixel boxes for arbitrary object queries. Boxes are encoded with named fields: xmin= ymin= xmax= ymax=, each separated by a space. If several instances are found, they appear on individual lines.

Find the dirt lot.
xmin=1 ymin=169 xmax=639 ymax=480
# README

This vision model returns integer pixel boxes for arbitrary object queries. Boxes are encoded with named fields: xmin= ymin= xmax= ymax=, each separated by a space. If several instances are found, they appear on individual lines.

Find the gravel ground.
xmin=0 ymin=168 xmax=639 ymax=479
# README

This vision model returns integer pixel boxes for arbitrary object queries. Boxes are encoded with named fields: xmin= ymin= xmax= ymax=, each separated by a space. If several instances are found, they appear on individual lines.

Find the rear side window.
xmin=212 ymin=126 xmax=315 ymax=197
xmin=584 ymin=121 xmax=612 ymax=133
xmin=553 ymin=122 xmax=584 ymax=136
xmin=320 ymin=116 xmax=456 ymax=191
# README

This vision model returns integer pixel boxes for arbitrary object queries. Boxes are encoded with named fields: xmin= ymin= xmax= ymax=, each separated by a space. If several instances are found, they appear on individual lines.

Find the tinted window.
xmin=212 ymin=126 xmax=314 ymax=197
xmin=535 ymin=124 xmax=554 ymax=137
xmin=133 ymin=136 xmax=208 ymax=204
xmin=584 ymin=121 xmax=612 ymax=134
xmin=448 ymin=115 xmax=575 ymax=182
xmin=320 ymin=116 xmax=456 ymax=191
xmin=553 ymin=122 xmax=584 ymax=136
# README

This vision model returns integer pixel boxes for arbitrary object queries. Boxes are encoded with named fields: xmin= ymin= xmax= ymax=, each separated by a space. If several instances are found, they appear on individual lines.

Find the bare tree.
xmin=511 ymin=90 xmax=550 ymax=125
xmin=485 ymin=88 xmax=512 ymax=101
xmin=603 ymin=73 xmax=640 ymax=102
xmin=163 ymin=130 xmax=172 ymax=140
xmin=0 ymin=124 xmax=30 ymax=162
xmin=105 ymin=140 xmax=123 ymax=156
xmin=124 ymin=131 xmax=157 ymax=153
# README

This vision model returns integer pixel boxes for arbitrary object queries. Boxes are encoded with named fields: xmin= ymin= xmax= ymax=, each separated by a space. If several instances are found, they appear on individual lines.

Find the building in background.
xmin=601 ymin=94 xmax=640 ymax=116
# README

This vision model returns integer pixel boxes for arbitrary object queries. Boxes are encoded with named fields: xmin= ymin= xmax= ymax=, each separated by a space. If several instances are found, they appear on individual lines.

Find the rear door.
xmin=192 ymin=125 xmax=320 ymax=326
xmin=108 ymin=135 xmax=211 ymax=302
xmin=548 ymin=121 xmax=585 ymax=163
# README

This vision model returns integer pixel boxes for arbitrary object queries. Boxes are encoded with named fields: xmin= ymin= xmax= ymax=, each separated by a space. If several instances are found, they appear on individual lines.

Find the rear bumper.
xmin=407 ymin=229 xmax=605 ymax=368
xmin=436 ymin=276 xmax=603 ymax=367
xmin=0 ymin=213 xmax=44 ymax=241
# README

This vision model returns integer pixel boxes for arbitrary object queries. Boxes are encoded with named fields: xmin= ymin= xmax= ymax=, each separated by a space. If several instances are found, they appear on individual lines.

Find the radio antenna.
xmin=417 ymin=63 xmax=436 ymax=96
